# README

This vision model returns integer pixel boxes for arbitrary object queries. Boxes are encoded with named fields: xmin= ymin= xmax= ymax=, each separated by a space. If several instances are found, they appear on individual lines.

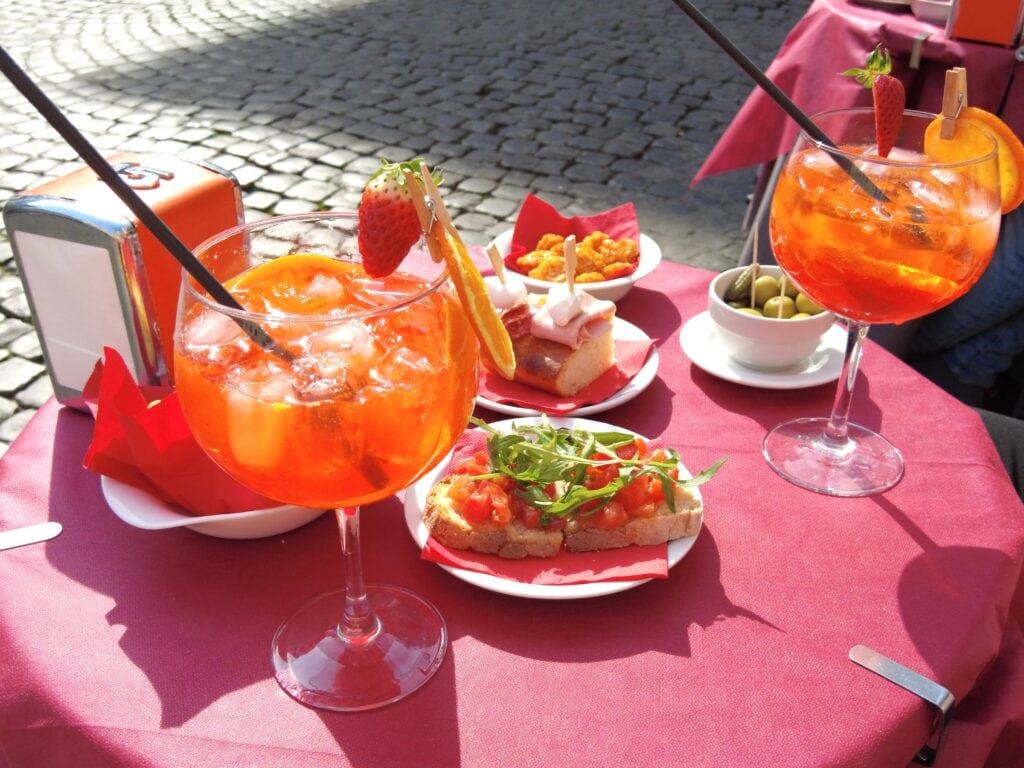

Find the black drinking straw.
xmin=670 ymin=0 xmax=888 ymax=202
xmin=0 ymin=46 xmax=293 ymax=360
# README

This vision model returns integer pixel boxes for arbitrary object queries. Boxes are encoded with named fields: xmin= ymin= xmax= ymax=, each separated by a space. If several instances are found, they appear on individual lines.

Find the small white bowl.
xmin=910 ymin=0 xmax=951 ymax=24
xmin=101 ymin=475 xmax=326 ymax=539
xmin=490 ymin=228 xmax=662 ymax=303
xmin=708 ymin=265 xmax=836 ymax=371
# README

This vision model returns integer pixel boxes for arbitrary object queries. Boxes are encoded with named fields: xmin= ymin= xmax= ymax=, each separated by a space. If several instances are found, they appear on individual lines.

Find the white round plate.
xmin=490 ymin=228 xmax=661 ymax=303
xmin=475 ymin=318 xmax=659 ymax=417
xmin=680 ymin=310 xmax=845 ymax=390
xmin=100 ymin=475 xmax=326 ymax=540
xmin=403 ymin=416 xmax=701 ymax=600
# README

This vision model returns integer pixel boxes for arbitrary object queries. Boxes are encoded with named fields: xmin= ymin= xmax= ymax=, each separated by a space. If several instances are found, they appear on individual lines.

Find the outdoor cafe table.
xmin=694 ymin=0 xmax=1024 ymax=185
xmin=1 ymin=261 xmax=1023 ymax=767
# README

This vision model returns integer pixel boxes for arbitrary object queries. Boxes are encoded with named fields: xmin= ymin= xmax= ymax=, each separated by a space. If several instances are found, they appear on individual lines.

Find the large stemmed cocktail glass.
xmin=764 ymin=108 xmax=1002 ymax=496
xmin=173 ymin=212 xmax=479 ymax=710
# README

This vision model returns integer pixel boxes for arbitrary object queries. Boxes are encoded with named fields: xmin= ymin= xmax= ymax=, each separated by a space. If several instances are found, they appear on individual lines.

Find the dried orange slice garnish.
xmin=400 ymin=162 xmax=516 ymax=380
xmin=925 ymin=107 xmax=1024 ymax=214
xmin=430 ymin=225 xmax=516 ymax=380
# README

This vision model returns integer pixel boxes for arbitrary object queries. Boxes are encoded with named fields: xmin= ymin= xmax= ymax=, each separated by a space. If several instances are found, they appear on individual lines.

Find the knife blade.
xmin=0 ymin=521 xmax=63 ymax=551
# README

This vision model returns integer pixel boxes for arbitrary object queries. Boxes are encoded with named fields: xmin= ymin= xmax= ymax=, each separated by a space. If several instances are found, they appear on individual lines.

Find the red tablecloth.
xmin=694 ymin=0 xmax=1024 ymax=184
xmin=1 ymin=262 xmax=1023 ymax=767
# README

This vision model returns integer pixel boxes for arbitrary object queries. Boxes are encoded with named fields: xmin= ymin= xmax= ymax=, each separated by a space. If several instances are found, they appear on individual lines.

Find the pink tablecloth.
xmin=694 ymin=0 xmax=1024 ymax=184
xmin=1 ymin=262 xmax=1023 ymax=767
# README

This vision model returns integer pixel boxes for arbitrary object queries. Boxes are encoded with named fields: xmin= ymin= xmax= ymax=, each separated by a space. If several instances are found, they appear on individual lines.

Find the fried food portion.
xmin=515 ymin=231 xmax=640 ymax=283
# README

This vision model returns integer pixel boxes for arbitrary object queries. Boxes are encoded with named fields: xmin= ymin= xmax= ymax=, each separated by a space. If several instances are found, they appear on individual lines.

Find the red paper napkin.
xmin=419 ymin=430 xmax=670 ymax=586
xmin=81 ymin=348 xmax=282 ymax=516
xmin=477 ymin=337 xmax=654 ymax=415
xmin=505 ymin=194 xmax=641 ymax=272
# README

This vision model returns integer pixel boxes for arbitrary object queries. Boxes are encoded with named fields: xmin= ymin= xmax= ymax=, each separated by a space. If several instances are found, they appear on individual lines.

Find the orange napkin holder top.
xmin=946 ymin=0 xmax=1024 ymax=47
xmin=1 ymin=152 xmax=243 ymax=410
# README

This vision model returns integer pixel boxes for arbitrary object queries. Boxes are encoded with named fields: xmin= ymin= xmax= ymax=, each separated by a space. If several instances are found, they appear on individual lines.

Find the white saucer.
xmin=100 ymin=475 xmax=326 ymax=540
xmin=679 ymin=311 xmax=845 ymax=390
xmin=475 ymin=318 xmax=659 ymax=417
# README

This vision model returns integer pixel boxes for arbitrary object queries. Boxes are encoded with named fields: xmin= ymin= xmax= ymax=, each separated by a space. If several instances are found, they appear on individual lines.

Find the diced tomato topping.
xmin=482 ymin=481 xmax=512 ymax=526
xmin=449 ymin=477 xmax=512 ymax=527
xmin=515 ymin=498 xmax=542 ymax=529
xmin=452 ymin=451 xmax=490 ymax=476
xmin=445 ymin=475 xmax=474 ymax=504
xmin=583 ymin=461 xmax=619 ymax=490
xmin=592 ymin=501 xmax=629 ymax=530
xmin=614 ymin=473 xmax=668 ymax=517
xmin=630 ymin=500 xmax=658 ymax=519
xmin=460 ymin=490 xmax=493 ymax=525
xmin=610 ymin=442 xmax=643 ymax=460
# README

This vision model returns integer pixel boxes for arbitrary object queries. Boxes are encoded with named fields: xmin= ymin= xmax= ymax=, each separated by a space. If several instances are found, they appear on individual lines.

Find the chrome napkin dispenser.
xmin=2 ymin=153 xmax=243 ymax=409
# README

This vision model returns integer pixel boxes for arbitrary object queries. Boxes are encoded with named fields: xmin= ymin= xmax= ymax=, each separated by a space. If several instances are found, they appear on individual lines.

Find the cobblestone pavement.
xmin=0 ymin=0 xmax=808 ymax=456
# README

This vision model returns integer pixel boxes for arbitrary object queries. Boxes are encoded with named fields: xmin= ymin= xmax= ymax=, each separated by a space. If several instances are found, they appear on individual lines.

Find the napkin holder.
xmin=2 ymin=152 xmax=243 ymax=409
xmin=945 ymin=0 xmax=1024 ymax=47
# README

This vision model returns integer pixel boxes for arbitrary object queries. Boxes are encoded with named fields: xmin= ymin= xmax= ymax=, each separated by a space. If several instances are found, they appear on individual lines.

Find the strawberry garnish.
xmin=358 ymin=158 xmax=440 ymax=277
xmin=841 ymin=45 xmax=906 ymax=158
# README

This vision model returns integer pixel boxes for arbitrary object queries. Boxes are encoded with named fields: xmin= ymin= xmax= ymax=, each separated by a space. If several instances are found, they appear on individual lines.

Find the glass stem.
xmin=824 ymin=320 xmax=870 ymax=446
xmin=336 ymin=507 xmax=380 ymax=644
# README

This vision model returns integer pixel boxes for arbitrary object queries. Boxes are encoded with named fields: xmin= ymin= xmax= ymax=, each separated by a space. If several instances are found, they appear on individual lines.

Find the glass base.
xmin=271 ymin=586 xmax=447 ymax=712
xmin=762 ymin=417 xmax=904 ymax=497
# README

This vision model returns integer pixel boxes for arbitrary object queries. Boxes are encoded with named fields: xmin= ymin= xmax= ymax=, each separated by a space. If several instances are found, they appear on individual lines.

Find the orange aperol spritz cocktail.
xmin=765 ymin=109 xmax=1002 ymax=496
xmin=174 ymin=212 xmax=478 ymax=710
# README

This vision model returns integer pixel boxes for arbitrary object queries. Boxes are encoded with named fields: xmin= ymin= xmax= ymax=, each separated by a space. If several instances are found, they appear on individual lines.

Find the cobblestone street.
xmin=0 ymin=0 xmax=808 ymax=454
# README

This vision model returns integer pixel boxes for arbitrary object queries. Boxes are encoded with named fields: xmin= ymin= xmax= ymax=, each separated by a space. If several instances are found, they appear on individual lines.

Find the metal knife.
xmin=0 ymin=521 xmax=63 ymax=551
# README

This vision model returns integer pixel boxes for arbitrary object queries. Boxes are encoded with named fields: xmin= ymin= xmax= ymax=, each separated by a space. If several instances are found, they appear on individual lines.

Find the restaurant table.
xmin=2 ymin=260 xmax=1023 ymax=768
xmin=694 ymin=0 xmax=1024 ymax=185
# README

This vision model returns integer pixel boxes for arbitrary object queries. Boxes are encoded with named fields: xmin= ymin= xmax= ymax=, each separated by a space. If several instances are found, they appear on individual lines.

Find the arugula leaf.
xmin=467 ymin=416 xmax=726 ymax=525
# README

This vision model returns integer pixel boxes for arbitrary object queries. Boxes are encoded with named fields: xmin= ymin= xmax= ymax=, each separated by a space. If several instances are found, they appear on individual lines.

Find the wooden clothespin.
xmin=940 ymin=67 xmax=967 ymax=140
xmin=563 ymin=235 xmax=577 ymax=294
xmin=401 ymin=161 xmax=462 ymax=262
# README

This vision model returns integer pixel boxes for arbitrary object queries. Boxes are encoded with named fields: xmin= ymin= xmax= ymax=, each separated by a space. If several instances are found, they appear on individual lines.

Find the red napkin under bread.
xmin=504 ymin=194 xmax=641 ymax=273
xmin=81 ymin=347 xmax=282 ymax=516
xmin=419 ymin=429 xmax=672 ymax=586
xmin=477 ymin=337 xmax=654 ymax=415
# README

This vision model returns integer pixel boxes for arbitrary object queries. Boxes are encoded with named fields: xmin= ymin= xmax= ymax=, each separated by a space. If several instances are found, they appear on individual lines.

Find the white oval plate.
xmin=403 ymin=416 xmax=701 ymax=600
xmin=680 ymin=311 xmax=846 ymax=390
xmin=475 ymin=318 xmax=659 ymax=417
xmin=490 ymin=229 xmax=662 ymax=303
xmin=100 ymin=475 xmax=326 ymax=540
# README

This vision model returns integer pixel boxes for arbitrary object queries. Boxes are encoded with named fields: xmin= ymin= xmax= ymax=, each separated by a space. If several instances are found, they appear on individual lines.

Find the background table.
xmin=1 ymin=261 xmax=1023 ymax=767
xmin=694 ymin=0 xmax=1024 ymax=185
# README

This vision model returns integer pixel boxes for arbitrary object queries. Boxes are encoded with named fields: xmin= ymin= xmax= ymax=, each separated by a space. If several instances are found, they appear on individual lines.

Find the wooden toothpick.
xmin=486 ymin=243 xmax=507 ymax=284
xmin=564 ymin=235 xmax=577 ymax=294
xmin=750 ymin=226 xmax=760 ymax=309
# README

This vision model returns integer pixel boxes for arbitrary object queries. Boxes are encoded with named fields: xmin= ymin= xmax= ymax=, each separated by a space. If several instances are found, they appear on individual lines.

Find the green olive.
xmin=795 ymin=292 xmax=826 ymax=315
xmin=781 ymin=280 xmax=799 ymax=299
xmin=762 ymin=295 xmax=796 ymax=319
xmin=791 ymin=312 xmax=811 ymax=320
xmin=752 ymin=275 xmax=781 ymax=307
xmin=727 ymin=300 xmax=747 ymax=309
xmin=736 ymin=307 xmax=763 ymax=317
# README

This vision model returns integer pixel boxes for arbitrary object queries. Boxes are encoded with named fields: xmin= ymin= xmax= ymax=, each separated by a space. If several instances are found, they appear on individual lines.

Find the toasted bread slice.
xmin=423 ymin=478 xmax=702 ymax=559
xmin=423 ymin=478 xmax=562 ymax=558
